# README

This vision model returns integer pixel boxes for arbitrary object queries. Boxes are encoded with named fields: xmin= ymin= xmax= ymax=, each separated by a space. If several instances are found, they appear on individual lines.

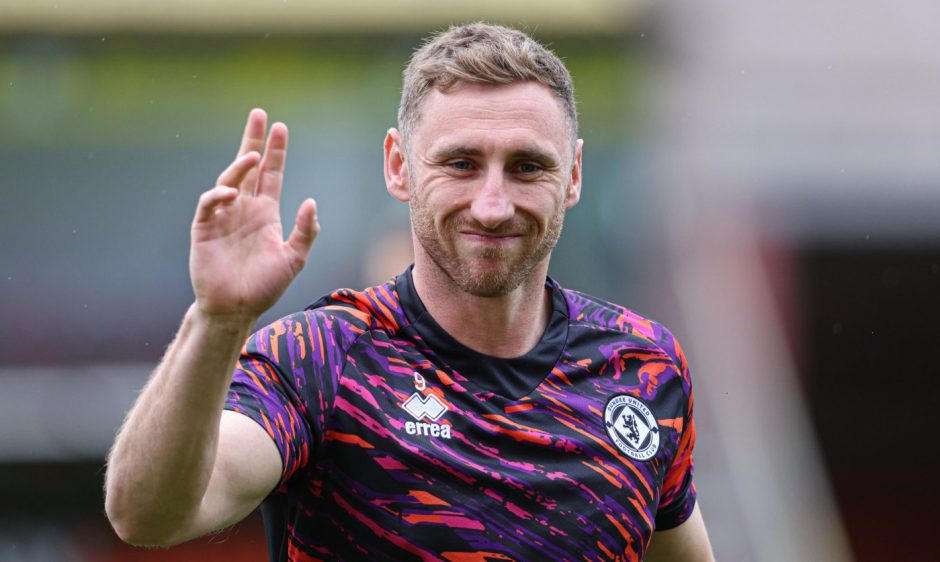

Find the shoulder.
xmin=561 ymin=287 xmax=690 ymax=376
xmin=248 ymin=280 xmax=406 ymax=360
xmin=308 ymin=282 xmax=405 ymax=334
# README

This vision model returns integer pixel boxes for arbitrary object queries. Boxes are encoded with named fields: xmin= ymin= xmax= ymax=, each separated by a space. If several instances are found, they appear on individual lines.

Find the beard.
xmin=410 ymin=195 xmax=566 ymax=298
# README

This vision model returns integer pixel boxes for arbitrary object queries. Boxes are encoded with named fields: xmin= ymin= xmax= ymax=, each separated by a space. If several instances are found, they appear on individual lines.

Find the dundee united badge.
xmin=604 ymin=394 xmax=660 ymax=461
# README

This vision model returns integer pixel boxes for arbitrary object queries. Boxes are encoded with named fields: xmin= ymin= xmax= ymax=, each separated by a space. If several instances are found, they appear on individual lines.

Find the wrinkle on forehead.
xmin=412 ymin=82 xmax=573 ymax=164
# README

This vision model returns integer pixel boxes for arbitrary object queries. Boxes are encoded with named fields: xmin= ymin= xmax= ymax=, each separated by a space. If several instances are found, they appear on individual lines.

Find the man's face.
xmin=392 ymin=81 xmax=582 ymax=297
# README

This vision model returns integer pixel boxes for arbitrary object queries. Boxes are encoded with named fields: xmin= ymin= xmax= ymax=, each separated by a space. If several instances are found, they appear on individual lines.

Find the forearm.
xmin=105 ymin=304 xmax=256 ymax=545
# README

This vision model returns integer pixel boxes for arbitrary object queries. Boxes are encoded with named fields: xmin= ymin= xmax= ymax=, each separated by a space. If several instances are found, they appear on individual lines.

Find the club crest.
xmin=604 ymin=394 xmax=660 ymax=461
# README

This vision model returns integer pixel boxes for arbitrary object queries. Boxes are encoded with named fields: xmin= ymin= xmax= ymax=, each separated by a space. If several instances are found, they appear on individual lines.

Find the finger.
xmin=256 ymin=122 xmax=288 ymax=199
xmin=285 ymin=198 xmax=319 ymax=272
xmin=236 ymin=108 xmax=267 ymax=158
xmin=194 ymin=186 xmax=238 ymax=223
xmin=217 ymin=151 xmax=260 ymax=189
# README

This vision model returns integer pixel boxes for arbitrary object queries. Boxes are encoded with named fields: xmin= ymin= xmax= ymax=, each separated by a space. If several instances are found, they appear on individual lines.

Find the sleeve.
xmin=653 ymin=328 xmax=698 ymax=530
xmin=224 ymin=310 xmax=342 ymax=492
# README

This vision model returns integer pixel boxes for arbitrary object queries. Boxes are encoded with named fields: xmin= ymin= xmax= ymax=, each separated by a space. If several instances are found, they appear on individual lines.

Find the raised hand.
xmin=190 ymin=108 xmax=319 ymax=321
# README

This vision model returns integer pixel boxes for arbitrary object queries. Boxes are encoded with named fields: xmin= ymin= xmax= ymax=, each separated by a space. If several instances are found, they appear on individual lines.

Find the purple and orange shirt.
xmin=225 ymin=267 xmax=697 ymax=561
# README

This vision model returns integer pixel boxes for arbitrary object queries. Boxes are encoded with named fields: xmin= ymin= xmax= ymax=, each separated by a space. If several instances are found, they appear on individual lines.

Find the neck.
xmin=411 ymin=259 xmax=552 ymax=359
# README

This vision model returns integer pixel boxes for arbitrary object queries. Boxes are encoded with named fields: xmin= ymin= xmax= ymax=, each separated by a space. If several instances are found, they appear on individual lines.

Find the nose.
xmin=469 ymin=168 xmax=514 ymax=229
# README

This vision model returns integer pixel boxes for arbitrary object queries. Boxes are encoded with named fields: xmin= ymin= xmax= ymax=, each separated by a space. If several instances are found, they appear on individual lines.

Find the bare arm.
xmin=644 ymin=503 xmax=715 ymax=562
xmin=104 ymin=109 xmax=319 ymax=546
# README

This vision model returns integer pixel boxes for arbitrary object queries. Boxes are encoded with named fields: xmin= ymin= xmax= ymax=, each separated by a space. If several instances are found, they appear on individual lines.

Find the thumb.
xmin=285 ymin=198 xmax=319 ymax=272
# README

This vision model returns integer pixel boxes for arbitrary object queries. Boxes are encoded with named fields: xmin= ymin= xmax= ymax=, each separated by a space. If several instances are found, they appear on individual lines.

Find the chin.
xmin=450 ymin=259 xmax=529 ymax=298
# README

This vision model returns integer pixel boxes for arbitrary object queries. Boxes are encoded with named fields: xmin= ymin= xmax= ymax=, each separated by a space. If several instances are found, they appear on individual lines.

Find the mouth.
xmin=460 ymin=231 xmax=522 ymax=245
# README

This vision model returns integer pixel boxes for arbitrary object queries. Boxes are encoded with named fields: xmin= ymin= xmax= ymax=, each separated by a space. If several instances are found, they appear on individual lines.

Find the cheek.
xmin=416 ymin=186 xmax=466 ymax=220
xmin=519 ymin=187 xmax=566 ymax=221
xmin=411 ymin=189 xmax=457 ymax=234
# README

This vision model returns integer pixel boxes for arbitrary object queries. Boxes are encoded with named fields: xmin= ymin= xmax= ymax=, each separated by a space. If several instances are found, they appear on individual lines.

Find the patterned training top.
xmin=225 ymin=267 xmax=697 ymax=561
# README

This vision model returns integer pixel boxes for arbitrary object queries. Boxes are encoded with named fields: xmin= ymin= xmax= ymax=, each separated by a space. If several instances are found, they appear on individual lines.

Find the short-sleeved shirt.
xmin=225 ymin=267 xmax=697 ymax=562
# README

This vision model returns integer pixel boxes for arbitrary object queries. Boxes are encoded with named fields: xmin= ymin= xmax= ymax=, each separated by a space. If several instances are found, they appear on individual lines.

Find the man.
xmin=105 ymin=23 xmax=714 ymax=561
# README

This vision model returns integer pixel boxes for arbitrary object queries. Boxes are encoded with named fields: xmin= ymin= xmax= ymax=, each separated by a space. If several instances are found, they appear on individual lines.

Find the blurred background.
xmin=1 ymin=1 xmax=938 ymax=560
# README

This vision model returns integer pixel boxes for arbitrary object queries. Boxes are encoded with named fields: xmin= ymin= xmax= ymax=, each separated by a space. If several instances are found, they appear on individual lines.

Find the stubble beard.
xmin=410 ymin=196 xmax=566 ymax=298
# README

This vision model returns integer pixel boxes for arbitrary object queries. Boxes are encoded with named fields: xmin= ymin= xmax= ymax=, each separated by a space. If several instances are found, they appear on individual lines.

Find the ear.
xmin=565 ymin=139 xmax=583 ymax=209
xmin=384 ymin=128 xmax=410 ymax=202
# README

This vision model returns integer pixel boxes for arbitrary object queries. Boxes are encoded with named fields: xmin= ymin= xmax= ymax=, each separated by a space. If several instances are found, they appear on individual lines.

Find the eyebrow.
xmin=428 ymin=145 xmax=561 ymax=167
xmin=511 ymin=148 xmax=561 ymax=167
xmin=428 ymin=145 xmax=484 ymax=160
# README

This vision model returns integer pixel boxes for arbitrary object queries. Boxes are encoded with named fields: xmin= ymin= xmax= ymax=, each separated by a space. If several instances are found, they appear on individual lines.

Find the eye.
xmin=447 ymin=160 xmax=474 ymax=172
xmin=516 ymin=162 xmax=543 ymax=175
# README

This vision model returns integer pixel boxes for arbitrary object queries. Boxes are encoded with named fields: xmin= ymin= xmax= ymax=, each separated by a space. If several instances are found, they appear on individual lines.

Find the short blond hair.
xmin=398 ymin=22 xmax=577 ymax=147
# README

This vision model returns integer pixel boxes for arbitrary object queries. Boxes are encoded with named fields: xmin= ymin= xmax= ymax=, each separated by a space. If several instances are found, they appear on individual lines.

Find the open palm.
xmin=190 ymin=109 xmax=319 ymax=320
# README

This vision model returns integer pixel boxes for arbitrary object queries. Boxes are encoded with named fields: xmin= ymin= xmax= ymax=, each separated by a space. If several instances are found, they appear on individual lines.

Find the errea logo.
xmin=402 ymin=372 xmax=452 ymax=439
xmin=402 ymin=393 xmax=448 ymax=421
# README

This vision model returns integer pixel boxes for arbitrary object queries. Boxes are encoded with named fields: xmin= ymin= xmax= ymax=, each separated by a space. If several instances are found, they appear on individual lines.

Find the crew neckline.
xmin=395 ymin=266 xmax=569 ymax=400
